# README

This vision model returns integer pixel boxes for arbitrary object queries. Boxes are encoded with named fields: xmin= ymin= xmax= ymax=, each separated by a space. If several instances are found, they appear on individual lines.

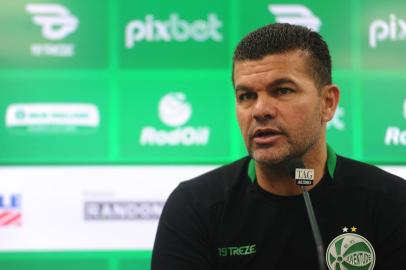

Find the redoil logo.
xmin=125 ymin=13 xmax=223 ymax=48
xmin=140 ymin=92 xmax=210 ymax=146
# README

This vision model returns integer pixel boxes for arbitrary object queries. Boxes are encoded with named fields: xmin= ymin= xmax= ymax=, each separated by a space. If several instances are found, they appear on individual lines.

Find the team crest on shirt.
xmin=326 ymin=228 xmax=375 ymax=270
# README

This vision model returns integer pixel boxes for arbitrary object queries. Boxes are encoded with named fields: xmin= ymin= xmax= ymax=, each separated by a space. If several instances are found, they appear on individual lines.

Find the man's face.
xmin=234 ymin=50 xmax=329 ymax=165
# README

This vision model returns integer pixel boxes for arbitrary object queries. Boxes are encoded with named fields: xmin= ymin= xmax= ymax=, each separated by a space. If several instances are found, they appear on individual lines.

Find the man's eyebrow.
xmin=267 ymin=78 xmax=298 ymax=89
xmin=235 ymin=78 xmax=298 ymax=93
xmin=235 ymin=85 xmax=253 ymax=93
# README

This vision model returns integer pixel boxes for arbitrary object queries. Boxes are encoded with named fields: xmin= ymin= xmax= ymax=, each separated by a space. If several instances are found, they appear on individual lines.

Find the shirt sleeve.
xmin=151 ymin=183 xmax=214 ymax=270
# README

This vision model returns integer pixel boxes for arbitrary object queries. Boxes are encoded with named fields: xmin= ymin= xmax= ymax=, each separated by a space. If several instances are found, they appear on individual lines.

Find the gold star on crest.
xmin=350 ymin=226 xmax=357 ymax=232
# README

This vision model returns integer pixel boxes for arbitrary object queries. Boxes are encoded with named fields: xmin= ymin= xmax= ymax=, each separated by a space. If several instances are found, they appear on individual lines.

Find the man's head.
xmin=233 ymin=23 xmax=332 ymax=89
xmin=232 ymin=23 xmax=339 ymax=167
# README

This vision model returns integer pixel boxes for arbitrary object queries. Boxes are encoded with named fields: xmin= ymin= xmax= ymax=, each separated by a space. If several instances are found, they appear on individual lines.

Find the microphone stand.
xmin=299 ymin=185 xmax=326 ymax=270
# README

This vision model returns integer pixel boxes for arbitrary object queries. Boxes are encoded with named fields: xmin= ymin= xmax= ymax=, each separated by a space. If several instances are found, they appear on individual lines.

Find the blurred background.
xmin=0 ymin=0 xmax=405 ymax=269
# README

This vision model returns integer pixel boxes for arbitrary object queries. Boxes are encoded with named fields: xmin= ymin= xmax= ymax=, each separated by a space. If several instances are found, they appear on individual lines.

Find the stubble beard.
xmin=248 ymin=127 xmax=321 ymax=167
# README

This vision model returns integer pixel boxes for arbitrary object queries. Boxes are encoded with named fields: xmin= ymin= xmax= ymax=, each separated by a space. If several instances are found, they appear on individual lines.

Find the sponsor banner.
xmin=361 ymin=0 xmax=406 ymax=69
xmin=0 ymin=165 xmax=217 ymax=250
xmin=0 ymin=78 xmax=109 ymax=163
xmin=118 ymin=78 xmax=232 ymax=162
xmin=0 ymin=0 xmax=108 ymax=68
xmin=84 ymin=201 xmax=164 ymax=221
xmin=327 ymin=77 xmax=353 ymax=157
xmin=119 ymin=0 xmax=229 ymax=69
xmin=5 ymin=103 xmax=100 ymax=130
xmin=0 ymin=194 xmax=22 ymax=227
xmin=0 ymin=164 xmax=404 ymax=251
xmin=238 ymin=0 xmax=352 ymax=68
xmin=362 ymin=79 xmax=406 ymax=162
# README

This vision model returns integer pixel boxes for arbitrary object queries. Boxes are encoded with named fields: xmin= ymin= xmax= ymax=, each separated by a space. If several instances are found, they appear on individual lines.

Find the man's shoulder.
xmin=335 ymin=155 xmax=406 ymax=196
xmin=178 ymin=156 xmax=251 ymax=198
xmin=336 ymin=155 xmax=404 ymax=181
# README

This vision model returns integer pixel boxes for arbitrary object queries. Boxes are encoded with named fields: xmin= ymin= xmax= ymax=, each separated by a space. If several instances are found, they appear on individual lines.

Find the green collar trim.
xmin=248 ymin=145 xmax=337 ymax=183
xmin=326 ymin=144 xmax=337 ymax=179
xmin=248 ymin=156 xmax=256 ymax=182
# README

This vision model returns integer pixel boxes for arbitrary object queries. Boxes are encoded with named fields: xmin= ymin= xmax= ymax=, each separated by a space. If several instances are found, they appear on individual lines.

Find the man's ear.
xmin=321 ymin=84 xmax=340 ymax=123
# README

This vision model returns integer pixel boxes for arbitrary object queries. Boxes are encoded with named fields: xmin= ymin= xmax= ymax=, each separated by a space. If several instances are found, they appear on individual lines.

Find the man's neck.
xmin=255 ymin=147 xmax=327 ymax=196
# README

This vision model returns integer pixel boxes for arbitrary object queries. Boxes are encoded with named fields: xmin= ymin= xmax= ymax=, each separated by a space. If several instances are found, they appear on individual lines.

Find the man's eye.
xmin=276 ymin=88 xmax=293 ymax=95
xmin=238 ymin=92 xmax=256 ymax=101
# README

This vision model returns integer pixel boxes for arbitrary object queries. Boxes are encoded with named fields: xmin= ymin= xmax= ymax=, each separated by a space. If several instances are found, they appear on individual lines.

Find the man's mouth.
xmin=252 ymin=128 xmax=283 ymax=144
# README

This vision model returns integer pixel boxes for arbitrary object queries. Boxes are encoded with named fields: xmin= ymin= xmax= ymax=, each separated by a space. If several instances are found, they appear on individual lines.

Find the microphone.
xmin=287 ymin=159 xmax=326 ymax=270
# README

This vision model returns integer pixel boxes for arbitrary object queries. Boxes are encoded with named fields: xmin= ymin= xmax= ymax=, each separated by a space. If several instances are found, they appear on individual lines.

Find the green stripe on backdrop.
xmin=0 ymin=250 xmax=152 ymax=270
xmin=350 ymin=0 xmax=363 ymax=161
xmin=108 ymin=0 xmax=120 ymax=162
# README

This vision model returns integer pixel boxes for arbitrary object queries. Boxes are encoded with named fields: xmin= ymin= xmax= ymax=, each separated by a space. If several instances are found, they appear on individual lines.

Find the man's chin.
xmin=250 ymin=150 xmax=289 ymax=166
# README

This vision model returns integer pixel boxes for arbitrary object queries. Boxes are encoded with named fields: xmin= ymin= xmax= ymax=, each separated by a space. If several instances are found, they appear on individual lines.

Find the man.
xmin=151 ymin=23 xmax=406 ymax=270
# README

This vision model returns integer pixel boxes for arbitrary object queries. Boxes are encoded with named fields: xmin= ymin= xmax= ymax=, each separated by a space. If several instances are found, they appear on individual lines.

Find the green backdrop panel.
xmin=238 ymin=0 xmax=352 ymax=69
xmin=118 ymin=77 xmax=233 ymax=163
xmin=362 ymin=78 xmax=406 ymax=163
xmin=0 ymin=0 xmax=109 ymax=69
xmin=361 ymin=0 xmax=406 ymax=69
xmin=0 ymin=251 xmax=151 ymax=270
xmin=119 ymin=0 xmax=230 ymax=69
xmin=0 ymin=77 xmax=110 ymax=163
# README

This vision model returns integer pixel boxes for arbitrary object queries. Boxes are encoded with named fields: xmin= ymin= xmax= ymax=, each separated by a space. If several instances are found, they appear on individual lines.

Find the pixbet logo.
xmin=384 ymin=99 xmax=406 ymax=146
xmin=140 ymin=92 xmax=210 ymax=146
xmin=125 ymin=13 xmax=223 ymax=48
xmin=268 ymin=4 xmax=321 ymax=32
xmin=25 ymin=3 xmax=79 ymax=57
xmin=369 ymin=14 xmax=406 ymax=48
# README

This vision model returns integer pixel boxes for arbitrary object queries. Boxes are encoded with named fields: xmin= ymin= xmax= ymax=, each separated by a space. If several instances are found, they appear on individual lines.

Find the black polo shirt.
xmin=152 ymin=150 xmax=406 ymax=270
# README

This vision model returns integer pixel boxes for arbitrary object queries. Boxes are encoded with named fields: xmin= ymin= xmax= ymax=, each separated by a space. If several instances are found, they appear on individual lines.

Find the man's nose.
xmin=252 ymin=95 xmax=276 ymax=122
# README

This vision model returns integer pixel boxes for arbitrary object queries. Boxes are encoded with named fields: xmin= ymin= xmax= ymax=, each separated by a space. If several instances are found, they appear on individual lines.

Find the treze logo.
xmin=268 ymin=4 xmax=321 ymax=32
xmin=384 ymin=99 xmax=406 ymax=146
xmin=0 ymin=194 xmax=22 ymax=227
xmin=140 ymin=92 xmax=210 ymax=146
xmin=25 ymin=3 xmax=79 ymax=57
xmin=369 ymin=14 xmax=406 ymax=48
xmin=26 ymin=3 xmax=78 ymax=40
xmin=126 ymin=13 xmax=223 ymax=48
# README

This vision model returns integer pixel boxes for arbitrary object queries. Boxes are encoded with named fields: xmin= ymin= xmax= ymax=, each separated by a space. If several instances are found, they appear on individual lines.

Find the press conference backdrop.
xmin=0 ymin=0 xmax=405 ymax=269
